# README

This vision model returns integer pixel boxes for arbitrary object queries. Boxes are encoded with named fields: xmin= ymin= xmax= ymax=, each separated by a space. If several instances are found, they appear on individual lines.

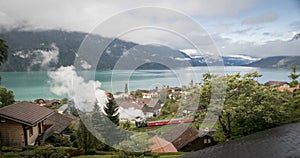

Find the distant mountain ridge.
xmin=0 ymin=29 xmax=297 ymax=71
xmin=246 ymin=56 xmax=300 ymax=68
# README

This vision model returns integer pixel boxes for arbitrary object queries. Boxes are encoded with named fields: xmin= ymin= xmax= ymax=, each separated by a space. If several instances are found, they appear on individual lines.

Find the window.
xmin=29 ymin=127 xmax=33 ymax=137
xmin=208 ymin=138 xmax=211 ymax=143
xmin=0 ymin=118 xmax=6 ymax=123
xmin=204 ymin=138 xmax=211 ymax=144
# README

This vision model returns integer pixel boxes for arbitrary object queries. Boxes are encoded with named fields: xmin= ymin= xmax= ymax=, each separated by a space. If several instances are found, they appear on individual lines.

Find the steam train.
xmin=135 ymin=117 xmax=195 ymax=128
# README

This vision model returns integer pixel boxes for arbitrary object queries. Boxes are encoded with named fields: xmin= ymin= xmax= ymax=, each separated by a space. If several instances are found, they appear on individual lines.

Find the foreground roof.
xmin=150 ymin=136 xmax=177 ymax=153
xmin=162 ymin=124 xmax=199 ymax=150
xmin=181 ymin=121 xmax=300 ymax=158
xmin=44 ymin=112 xmax=74 ymax=133
xmin=0 ymin=101 xmax=54 ymax=126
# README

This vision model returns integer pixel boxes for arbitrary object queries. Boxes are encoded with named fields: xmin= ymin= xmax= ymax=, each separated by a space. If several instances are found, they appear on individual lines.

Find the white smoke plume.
xmin=48 ymin=66 xmax=107 ymax=112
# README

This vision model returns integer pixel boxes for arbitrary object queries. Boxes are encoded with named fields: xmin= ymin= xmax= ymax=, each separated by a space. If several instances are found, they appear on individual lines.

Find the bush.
xmin=19 ymin=146 xmax=69 ymax=158
xmin=46 ymin=133 xmax=72 ymax=147
xmin=65 ymin=148 xmax=84 ymax=157
xmin=1 ymin=146 xmax=19 ymax=152
xmin=2 ymin=152 xmax=20 ymax=158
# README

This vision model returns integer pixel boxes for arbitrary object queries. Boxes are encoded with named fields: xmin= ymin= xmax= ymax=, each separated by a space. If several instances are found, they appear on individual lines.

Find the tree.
xmin=199 ymin=72 xmax=288 ymax=142
xmin=104 ymin=93 xmax=119 ymax=126
xmin=0 ymin=87 xmax=15 ymax=108
xmin=60 ymin=98 xmax=68 ymax=105
xmin=76 ymin=120 xmax=97 ymax=154
xmin=124 ymin=83 xmax=128 ymax=94
xmin=92 ymin=100 xmax=129 ymax=147
xmin=0 ymin=39 xmax=8 ymax=84
xmin=288 ymin=65 xmax=300 ymax=87
xmin=0 ymin=38 xmax=8 ymax=66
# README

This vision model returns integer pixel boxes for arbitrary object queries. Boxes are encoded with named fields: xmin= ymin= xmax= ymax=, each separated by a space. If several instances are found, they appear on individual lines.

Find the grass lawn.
xmin=73 ymin=152 xmax=187 ymax=158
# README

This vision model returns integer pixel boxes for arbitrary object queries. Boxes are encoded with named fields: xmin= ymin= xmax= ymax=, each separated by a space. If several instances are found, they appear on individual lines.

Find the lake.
xmin=0 ymin=66 xmax=294 ymax=101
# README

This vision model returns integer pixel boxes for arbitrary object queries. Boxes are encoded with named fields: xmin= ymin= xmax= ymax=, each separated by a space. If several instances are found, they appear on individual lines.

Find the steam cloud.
xmin=48 ymin=66 xmax=107 ymax=112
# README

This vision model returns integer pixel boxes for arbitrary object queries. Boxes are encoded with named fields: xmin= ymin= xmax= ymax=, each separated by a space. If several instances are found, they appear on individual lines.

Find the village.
xmin=0 ymin=71 xmax=300 ymax=157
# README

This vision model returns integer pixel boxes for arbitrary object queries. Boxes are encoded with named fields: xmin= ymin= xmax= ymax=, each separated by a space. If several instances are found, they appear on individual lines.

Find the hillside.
xmin=0 ymin=30 xmax=261 ymax=71
xmin=246 ymin=56 xmax=300 ymax=68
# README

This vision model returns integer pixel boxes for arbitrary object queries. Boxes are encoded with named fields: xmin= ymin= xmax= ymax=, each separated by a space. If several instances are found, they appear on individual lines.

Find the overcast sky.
xmin=0 ymin=0 xmax=299 ymax=57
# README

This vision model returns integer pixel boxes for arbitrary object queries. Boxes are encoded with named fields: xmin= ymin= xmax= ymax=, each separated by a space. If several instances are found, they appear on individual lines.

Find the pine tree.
xmin=104 ymin=93 xmax=119 ymax=126
xmin=288 ymin=65 xmax=300 ymax=87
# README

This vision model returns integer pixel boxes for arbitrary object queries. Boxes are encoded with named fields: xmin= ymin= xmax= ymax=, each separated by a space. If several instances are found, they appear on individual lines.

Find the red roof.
xmin=150 ymin=136 xmax=177 ymax=153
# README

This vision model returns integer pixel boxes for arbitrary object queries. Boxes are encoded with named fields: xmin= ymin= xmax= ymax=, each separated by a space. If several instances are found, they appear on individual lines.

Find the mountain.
xmin=291 ymin=33 xmax=300 ymax=41
xmin=246 ymin=56 xmax=300 ymax=68
xmin=0 ymin=30 xmax=260 ymax=71
xmin=0 ymin=30 xmax=208 ymax=71
xmin=179 ymin=49 xmax=260 ymax=66
xmin=222 ymin=55 xmax=261 ymax=66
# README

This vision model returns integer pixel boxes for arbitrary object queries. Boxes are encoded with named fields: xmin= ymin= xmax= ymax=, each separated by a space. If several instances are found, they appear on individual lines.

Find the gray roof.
xmin=162 ymin=124 xmax=199 ymax=150
xmin=181 ymin=121 xmax=300 ymax=158
xmin=0 ymin=101 xmax=54 ymax=126
xmin=44 ymin=112 xmax=74 ymax=133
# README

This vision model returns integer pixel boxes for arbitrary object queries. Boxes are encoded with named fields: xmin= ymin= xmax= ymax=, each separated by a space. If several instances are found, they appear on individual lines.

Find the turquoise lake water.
xmin=0 ymin=66 xmax=294 ymax=101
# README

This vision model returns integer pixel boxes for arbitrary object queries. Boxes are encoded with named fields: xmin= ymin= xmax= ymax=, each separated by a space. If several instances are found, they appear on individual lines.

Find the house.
xmin=149 ymin=136 xmax=177 ymax=153
xmin=114 ymin=92 xmax=129 ymax=99
xmin=45 ymin=99 xmax=61 ymax=106
xmin=162 ymin=124 xmax=216 ymax=152
xmin=180 ymin=121 xmax=300 ymax=158
xmin=0 ymin=102 xmax=55 ymax=148
xmin=139 ymin=98 xmax=162 ymax=117
xmin=0 ymin=101 xmax=73 ymax=148
xmin=277 ymin=84 xmax=300 ymax=94
xmin=34 ymin=98 xmax=46 ymax=106
xmin=264 ymin=81 xmax=289 ymax=88
xmin=44 ymin=112 xmax=74 ymax=134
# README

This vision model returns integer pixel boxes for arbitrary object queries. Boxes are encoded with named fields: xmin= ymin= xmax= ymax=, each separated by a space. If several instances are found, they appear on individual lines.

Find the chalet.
xmin=0 ymin=102 xmax=55 ymax=148
xmin=162 ymin=124 xmax=216 ymax=152
xmin=0 ymin=102 xmax=72 ymax=148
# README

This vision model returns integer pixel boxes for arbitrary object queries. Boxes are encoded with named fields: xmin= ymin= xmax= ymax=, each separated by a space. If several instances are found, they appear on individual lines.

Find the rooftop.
xmin=0 ymin=101 xmax=54 ymax=126
xmin=181 ymin=121 xmax=300 ymax=158
xmin=162 ymin=124 xmax=199 ymax=150
xmin=44 ymin=112 xmax=74 ymax=133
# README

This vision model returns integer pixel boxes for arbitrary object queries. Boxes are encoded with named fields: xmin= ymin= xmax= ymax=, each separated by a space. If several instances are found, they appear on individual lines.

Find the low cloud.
xmin=80 ymin=60 xmax=92 ymax=70
xmin=13 ymin=43 xmax=59 ymax=71
xmin=242 ymin=13 xmax=278 ymax=25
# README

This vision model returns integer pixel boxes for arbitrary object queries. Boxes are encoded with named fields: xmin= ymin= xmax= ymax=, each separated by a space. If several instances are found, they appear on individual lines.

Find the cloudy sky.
xmin=0 ymin=0 xmax=299 ymax=57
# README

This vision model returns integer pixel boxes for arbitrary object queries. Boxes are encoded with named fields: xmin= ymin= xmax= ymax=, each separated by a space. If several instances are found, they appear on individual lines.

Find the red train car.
xmin=147 ymin=120 xmax=169 ymax=127
xmin=146 ymin=118 xmax=195 ymax=127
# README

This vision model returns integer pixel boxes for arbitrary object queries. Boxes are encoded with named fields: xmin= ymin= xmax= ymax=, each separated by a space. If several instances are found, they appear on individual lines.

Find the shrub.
xmin=65 ymin=148 xmax=84 ymax=157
